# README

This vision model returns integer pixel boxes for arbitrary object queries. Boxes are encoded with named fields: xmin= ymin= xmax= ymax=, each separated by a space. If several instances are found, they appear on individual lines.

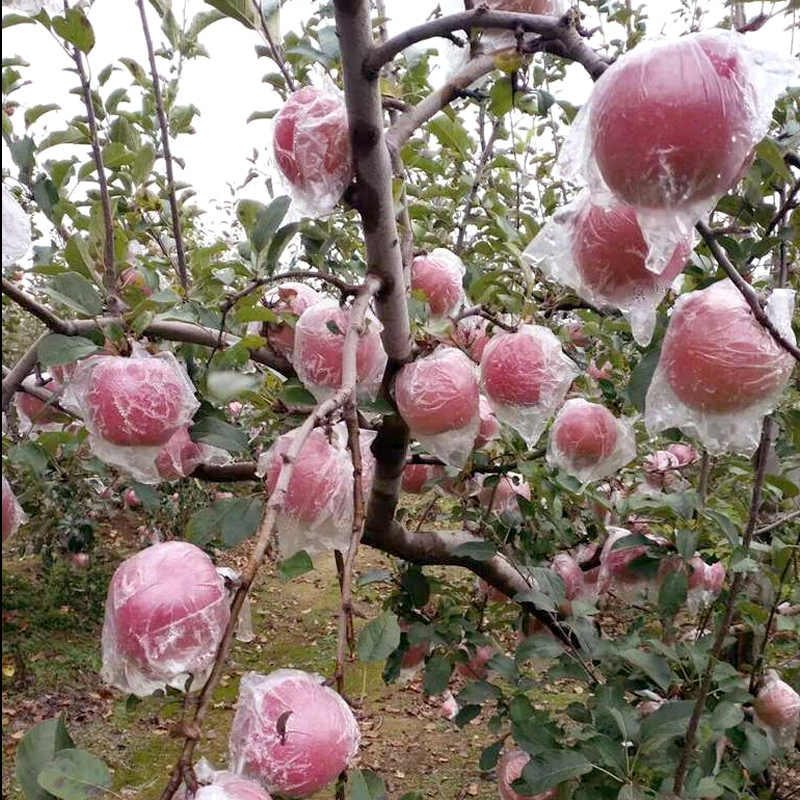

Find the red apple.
xmin=68 ymin=552 xmax=90 ymax=569
xmin=229 ymin=669 xmax=360 ymax=798
xmin=395 ymin=347 xmax=479 ymax=436
xmin=262 ymin=282 xmax=321 ymax=360
xmin=293 ymin=301 xmax=387 ymax=399
xmin=411 ymin=249 xmax=465 ymax=317
xmin=588 ymin=359 xmax=613 ymax=382
xmin=439 ymin=691 xmax=458 ymax=721
xmin=551 ymin=554 xmax=583 ymax=602
xmin=177 ymin=768 xmax=272 ymax=800
xmin=155 ymin=427 xmax=205 ymax=481
xmin=497 ymin=749 xmax=558 ymax=800
xmin=572 ymin=201 xmax=689 ymax=304
xmin=401 ymin=463 xmax=446 ymax=494
xmin=123 ymin=488 xmax=141 ymax=508
xmin=754 ymin=670 xmax=800 ymax=737
xmin=16 ymin=381 xmax=62 ymax=426
xmin=456 ymin=644 xmax=496 ymax=680
xmin=660 ymin=281 xmax=793 ymax=413
xmin=550 ymin=399 xmax=618 ymax=469
xmin=478 ymin=475 xmax=531 ymax=514
xmin=591 ymin=32 xmax=754 ymax=208
xmin=666 ymin=443 xmax=698 ymax=466
xmin=475 ymin=395 xmax=501 ymax=448
xmin=101 ymin=541 xmax=230 ymax=694
xmin=82 ymin=356 xmax=196 ymax=447
xmin=481 ymin=326 xmax=573 ymax=408
xmin=273 ymin=86 xmax=351 ymax=196
xmin=451 ymin=316 xmax=491 ymax=363
xmin=119 ymin=267 xmax=152 ymax=296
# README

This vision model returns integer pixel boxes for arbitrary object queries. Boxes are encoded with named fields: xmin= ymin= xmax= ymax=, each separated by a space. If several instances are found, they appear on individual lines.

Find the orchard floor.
xmin=2 ymin=510 xmax=514 ymax=800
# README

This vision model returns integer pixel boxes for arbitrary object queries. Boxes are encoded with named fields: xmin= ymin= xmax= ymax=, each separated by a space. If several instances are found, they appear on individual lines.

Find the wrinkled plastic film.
xmin=411 ymin=248 xmax=466 ymax=318
xmin=2 ymin=185 xmax=31 ymax=268
xmin=2 ymin=475 xmax=27 ymax=541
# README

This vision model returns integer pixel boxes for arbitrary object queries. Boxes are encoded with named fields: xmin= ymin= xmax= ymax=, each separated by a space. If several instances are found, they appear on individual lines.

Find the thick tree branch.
xmin=696 ymin=221 xmax=800 ymax=362
xmin=136 ymin=0 xmax=189 ymax=294
xmin=673 ymin=419 xmax=773 ymax=793
xmin=2 ymin=278 xmax=77 ymax=334
xmin=71 ymin=45 xmax=117 ymax=301
xmin=1 ymin=336 xmax=48 ymax=411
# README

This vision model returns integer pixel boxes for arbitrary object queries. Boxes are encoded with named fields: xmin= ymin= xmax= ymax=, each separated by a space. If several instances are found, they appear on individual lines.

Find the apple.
xmin=598 ymin=527 xmax=666 ymax=597
xmin=497 ymin=749 xmax=558 ymax=800
xmin=754 ymin=670 xmax=800 ymax=747
xmin=16 ymin=381 xmax=62 ymax=426
xmin=178 ymin=768 xmax=271 ymax=800
xmin=572 ymin=200 xmax=689 ymax=304
xmin=481 ymin=325 xmax=575 ymax=409
xmin=659 ymin=280 xmax=794 ymax=413
xmin=591 ymin=32 xmax=755 ymax=208
xmin=455 ymin=644 xmax=496 ymax=680
xmin=229 ymin=669 xmax=360 ymax=798
xmin=272 ymin=86 xmax=351 ymax=198
xmin=451 ymin=316 xmax=491 ymax=363
xmin=119 ymin=267 xmax=152 ymax=296
xmin=588 ymin=359 xmax=613 ymax=382
xmin=401 ymin=463 xmax=446 ymax=494
xmin=395 ymin=347 xmax=479 ymax=436
xmin=261 ymin=282 xmax=321 ymax=360
xmin=478 ymin=475 xmax=531 ymax=515
xmin=68 ymin=552 xmax=90 ymax=569
xmin=475 ymin=396 xmax=501 ymax=448
xmin=228 ymin=401 xmax=244 ymax=417
xmin=666 ymin=443 xmax=698 ymax=466
xmin=550 ymin=554 xmax=583 ymax=602
xmin=82 ymin=356 xmax=197 ymax=447
xmin=101 ymin=541 xmax=230 ymax=695
xmin=550 ymin=398 xmax=618 ymax=469
xmin=2 ymin=476 xmax=25 ymax=541
xmin=123 ymin=488 xmax=141 ymax=508
xmin=293 ymin=300 xmax=387 ymax=400
xmin=155 ymin=427 xmax=205 ymax=481
xmin=411 ymin=249 xmax=465 ymax=317
xmin=439 ymin=690 xmax=458 ymax=721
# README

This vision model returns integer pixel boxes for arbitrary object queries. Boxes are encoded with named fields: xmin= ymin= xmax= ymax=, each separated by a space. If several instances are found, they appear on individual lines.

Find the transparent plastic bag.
xmin=475 ymin=395 xmax=501 ymax=449
xmin=524 ymin=191 xmax=691 ymax=345
xmin=229 ymin=669 xmax=360 ymax=799
xmin=476 ymin=473 xmax=531 ymax=515
xmin=546 ymin=398 xmax=636 ymax=486
xmin=256 ymin=422 xmax=377 ymax=557
xmin=394 ymin=347 xmax=480 ymax=468
xmin=558 ymin=29 xmax=799 ymax=274
xmin=450 ymin=315 xmax=492 ymax=363
xmin=2 ymin=475 xmax=27 ymax=541
xmin=480 ymin=325 xmax=579 ymax=447
xmin=270 ymin=84 xmax=352 ymax=219
xmin=175 ymin=758 xmax=272 ymax=800
xmin=293 ymin=299 xmax=387 ymax=403
xmin=478 ymin=0 xmax=567 ymax=54
xmin=598 ymin=526 xmax=667 ymax=604
xmin=154 ymin=427 xmax=232 ymax=484
xmin=15 ymin=377 xmax=66 ymax=433
xmin=411 ymin=248 xmax=465 ymax=319
xmin=645 ymin=280 xmax=795 ymax=455
xmin=2 ymin=185 xmax=31 ymax=267
xmin=100 ymin=541 xmax=230 ymax=697
xmin=754 ymin=670 xmax=800 ymax=750
xmin=216 ymin=568 xmax=256 ymax=644
xmin=686 ymin=556 xmax=725 ymax=613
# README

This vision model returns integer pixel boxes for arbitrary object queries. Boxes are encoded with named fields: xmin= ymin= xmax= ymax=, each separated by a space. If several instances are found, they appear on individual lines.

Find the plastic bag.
xmin=293 ymin=299 xmax=387 ymax=403
xmin=753 ymin=670 xmax=800 ymax=750
xmin=394 ymin=347 xmax=480 ymax=468
xmin=546 ymin=398 xmax=636 ymax=486
xmin=411 ymin=248 xmax=465 ymax=318
xmin=498 ymin=748 xmax=558 ymax=800
xmin=479 ymin=0 xmax=567 ymax=54
xmin=558 ymin=30 xmax=799 ymax=273
xmin=524 ymin=191 xmax=691 ymax=345
xmin=475 ymin=395 xmax=501 ymax=449
xmin=256 ymin=422 xmax=376 ymax=557
xmin=229 ymin=669 xmax=360 ymax=799
xmin=100 ymin=541 xmax=230 ymax=697
xmin=61 ymin=347 xmax=201 ymax=482
xmin=645 ymin=280 xmax=795 ymax=455
xmin=154 ymin=427 xmax=231 ymax=483
xmin=686 ymin=556 xmax=725 ymax=613
xmin=476 ymin=473 xmax=531 ymax=515
xmin=450 ymin=315 xmax=491 ymax=363
xmin=175 ymin=758 xmax=272 ymax=800
xmin=216 ymin=568 xmax=256 ymax=644
xmin=15 ymin=377 xmax=66 ymax=433
xmin=2 ymin=185 xmax=31 ymax=268
xmin=2 ymin=475 xmax=27 ymax=541
xmin=480 ymin=325 xmax=579 ymax=446
xmin=598 ymin=526 xmax=667 ymax=603
xmin=270 ymin=84 xmax=352 ymax=218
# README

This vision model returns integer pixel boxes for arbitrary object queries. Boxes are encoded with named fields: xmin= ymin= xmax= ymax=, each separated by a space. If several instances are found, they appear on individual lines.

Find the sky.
xmin=1 ymin=0 xmax=797 ymax=233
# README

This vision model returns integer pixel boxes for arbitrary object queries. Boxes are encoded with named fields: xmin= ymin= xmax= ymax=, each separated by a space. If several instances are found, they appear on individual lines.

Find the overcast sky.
xmin=1 ymin=1 xmax=797 ymax=232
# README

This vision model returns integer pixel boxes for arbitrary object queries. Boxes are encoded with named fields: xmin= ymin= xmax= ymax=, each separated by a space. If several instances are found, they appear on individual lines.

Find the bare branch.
xmin=696 ymin=221 xmax=800 ymax=362
xmin=2 ymin=278 xmax=77 ymax=334
xmin=455 ymin=304 xmax=517 ymax=333
xmin=136 ymin=0 xmax=189 ymax=294
xmin=256 ymin=0 xmax=297 ymax=93
xmin=71 ymin=44 xmax=117 ymax=301
xmin=1 ymin=336 xmax=48 ymax=411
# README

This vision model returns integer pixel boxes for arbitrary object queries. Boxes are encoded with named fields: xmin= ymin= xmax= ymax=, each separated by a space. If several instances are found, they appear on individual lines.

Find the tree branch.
xmin=2 ymin=278 xmax=77 ymax=334
xmin=1 ymin=336 xmax=48 ymax=411
xmin=673 ymin=419 xmax=774 ymax=793
xmin=696 ymin=221 xmax=800 ymax=362
xmin=455 ymin=304 xmax=517 ymax=333
xmin=136 ymin=0 xmax=189 ymax=294
xmin=71 ymin=44 xmax=117 ymax=301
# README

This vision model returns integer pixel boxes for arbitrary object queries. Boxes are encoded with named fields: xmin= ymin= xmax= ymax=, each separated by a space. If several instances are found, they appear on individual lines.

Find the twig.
xmin=748 ymin=529 xmax=800 ymax=695
xmin=256 ymin=0 xmax=296 ymax=92
xmin=673 ymin=419 xmax=774 ymax=794
xmin=455 ymin=305 xmax=517 ymax=333
xmin=696 ymin=221 xmax=800 ymax=362
xmin=755 ymin=509 xmax=800 ymax=537
xmin=698 ymin=451 xmax=711 ymax=508
xmin=1 ymin=336 xmax=48 ymax=411
xmin=70 ymin=43 xmax=117 ymax=301
xmin=136 ymin=0 xmax=189 ymax=294
xmin=1 ymin=278 xmax=76 ymax=334
xmin=455 ymin=118 xmax=502 ymax=254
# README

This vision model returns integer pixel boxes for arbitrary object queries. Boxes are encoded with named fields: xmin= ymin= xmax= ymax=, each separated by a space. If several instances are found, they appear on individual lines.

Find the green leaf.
xmin=640 ymin=700 xmax=695 ymax=749
xmin=451 ymin=540 xmax=496 ymax=561
xmin=658 ymin=571 xmax=688 ymax=618
xmin=740 ymin=724 xmax=771 ymax=773
xmin=357 ymin=569 xmax=392 ymax=587
xmin=37 ymin=749 xmax=111 ymax=800
xmin=625 ymin=345 xmax=661 ymax=412
xmin=52 ymin=8 xmax=95 ymax=53
xmin=3 ymin=14 xmax=37 ymax=28
xmin=347 ymin=770 xmax=386 ymax=800
xmin=278 ymin=550 xmax=314 ymax=582
xmin=251 ymin=195 xmax=291 ymax=254
xmin=10 ymin=442 xmax=49 ymax=475
xmin=186 ymin=496 xmax=263 ymax=548
xmin=454 ymin=704 xmax=481 ymax=727
xmin=423 ymin=653 xmax=453 ymax=696
xmin=15 ymin=715 xmax=75 ymax=800
xmin=621 ymin=649 xmax=674 ymax=692
xmin=428 ymin=114 xmax=472 ymax=161
xmin=24 ymin=103 xmax=60 ymax=128
xmin=203 ymin=0 xmax=258 ymax=29
xmin=279 ymin=381 xmax=317 ymax=407
xmin=610 ymin=532 xmax=654 ymax=552
xmin=709 ymin=701 xmax=744 ymax=732
xmin=357 ymin=612 xmax=401 ymax=663
xmin=36 ymin=335 xmax=98 ymax=367
xmin=518 ymin=750 xmax=593 ymax=794
xmin=44 ymin=273 xmax=103 ymax=317
xmin=190 ymin=417 xmax=248 ymax=454
xmin=265 ymin=222 xmax=300 ymax=267
xmin=64 ymin=235 xmax=95 ymax=278
xmin=480 ymin=740 xmax=503 ymax=771
xmin=38 ymin=127 xmax=87 ymax=151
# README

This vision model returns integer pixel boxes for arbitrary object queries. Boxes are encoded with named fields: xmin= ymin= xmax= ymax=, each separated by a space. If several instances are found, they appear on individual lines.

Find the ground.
xmin=1 ymin=508 xmax=504 ymax=800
